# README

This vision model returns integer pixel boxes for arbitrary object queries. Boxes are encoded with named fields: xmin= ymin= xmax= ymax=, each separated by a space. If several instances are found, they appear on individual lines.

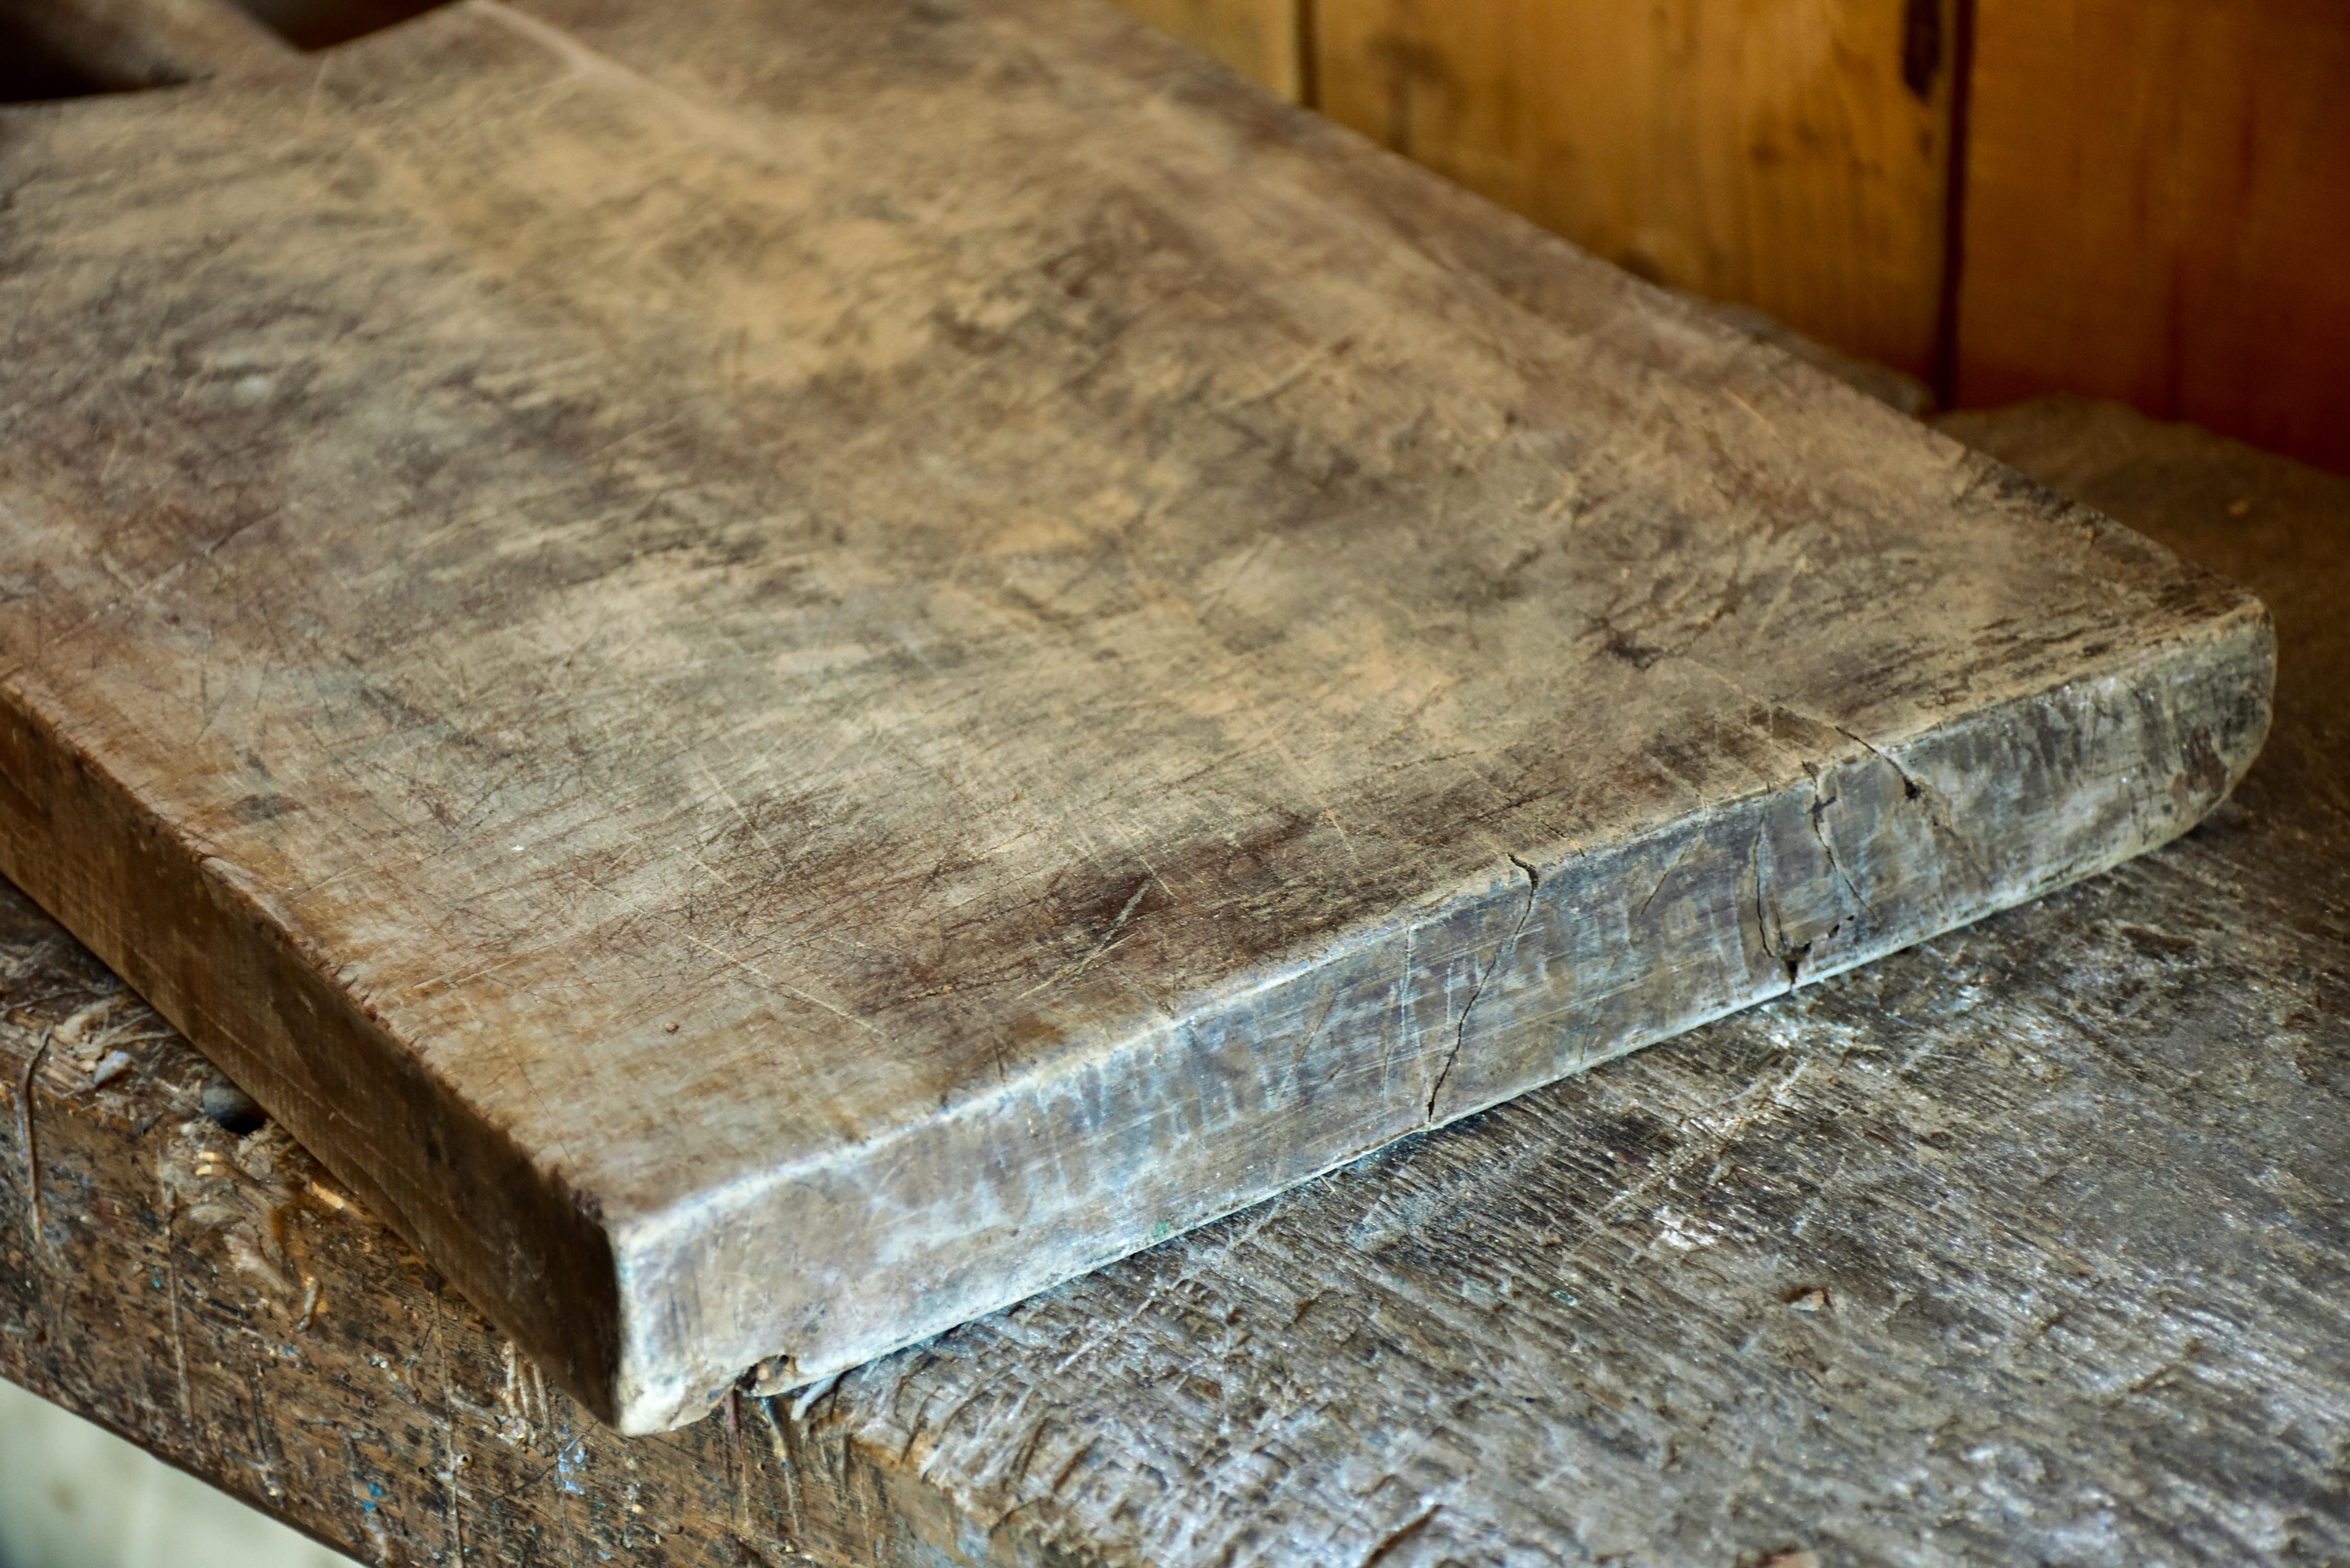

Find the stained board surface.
xmin=0 ymin=0 xmax=2270 ymax=1429
xmin=0 ymin=395 xmax=2339 ymax=1565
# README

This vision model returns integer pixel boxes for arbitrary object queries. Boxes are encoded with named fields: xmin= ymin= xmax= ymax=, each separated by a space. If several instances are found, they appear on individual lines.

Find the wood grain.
xmin=1313 ymin=0 xmax=1959 ymax=377
xmin=1955 ymin=0 xmax=2350 ymax=472
xmin=0 ymin=0 xmax=2268 ymax=1432
xmin=0 ymin=396 xmax=2341 ymax=1565
xmin=1105 ymin=0 xmax=1301 ymax=98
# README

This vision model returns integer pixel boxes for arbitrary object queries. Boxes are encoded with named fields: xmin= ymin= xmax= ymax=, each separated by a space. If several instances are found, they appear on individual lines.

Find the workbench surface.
xmin=2 ymin=393 xmax=2343 ymax=1564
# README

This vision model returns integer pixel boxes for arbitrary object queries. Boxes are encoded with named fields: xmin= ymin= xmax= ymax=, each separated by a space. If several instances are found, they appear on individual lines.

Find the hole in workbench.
xmin=201 ymin=1076 xmax=268 ymax=1136
xmin=0 ymin=14 xmax=121 ymax=102
xmin=228 ymin=0 xmax=456 ymax=50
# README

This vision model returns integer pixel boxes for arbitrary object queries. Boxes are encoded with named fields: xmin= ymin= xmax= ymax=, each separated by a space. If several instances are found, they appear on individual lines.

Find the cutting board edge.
xmin=599 ymin=592 xmax=2274 ymax=1433
xmin=0 ymin=670 xmax=633 ymax=1425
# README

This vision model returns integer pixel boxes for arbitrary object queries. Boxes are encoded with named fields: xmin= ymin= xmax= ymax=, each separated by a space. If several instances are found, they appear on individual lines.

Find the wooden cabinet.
xmin=1310 ymin=0 xmax=1958 ymax=383
xmin=1958 ymin=0 xmax=2350 ymax=470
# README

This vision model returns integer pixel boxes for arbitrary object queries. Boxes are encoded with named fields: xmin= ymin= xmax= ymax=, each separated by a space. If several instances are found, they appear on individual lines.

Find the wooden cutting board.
xmin=0 ymin=0 xmax=2271 ymax=1432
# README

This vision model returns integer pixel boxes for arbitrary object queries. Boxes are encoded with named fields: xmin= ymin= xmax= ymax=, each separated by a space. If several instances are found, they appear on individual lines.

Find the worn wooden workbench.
xmin=2 ymin=391 xmax=2343 ymax=1563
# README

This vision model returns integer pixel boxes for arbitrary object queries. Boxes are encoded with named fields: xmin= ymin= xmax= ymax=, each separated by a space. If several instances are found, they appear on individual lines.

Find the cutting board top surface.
xmin=0 ymin=0 xmax=2266 ymax=1427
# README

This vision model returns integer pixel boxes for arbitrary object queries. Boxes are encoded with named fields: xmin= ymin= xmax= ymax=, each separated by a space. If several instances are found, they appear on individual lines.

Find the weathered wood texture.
xmin=1 ymin=395 xmax=2342 ymax=1563
xmin=1955 ymin=0 xmax=2350 ymax=473
xmin=1312 ymin=0 xmax=1961 ymax=379
xmin=1105 ymin=0 xmax=1301 ymax=99
xmin=0 ymin=0 xmax=2271 ymax=1432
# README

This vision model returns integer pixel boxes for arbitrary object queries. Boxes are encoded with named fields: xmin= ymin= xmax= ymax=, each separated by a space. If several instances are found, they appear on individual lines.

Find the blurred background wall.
xmin=0 ymin=1378 xmax=352 ymax=1568
xmin=1120 ymin=0 xmax=2350 ymax=475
